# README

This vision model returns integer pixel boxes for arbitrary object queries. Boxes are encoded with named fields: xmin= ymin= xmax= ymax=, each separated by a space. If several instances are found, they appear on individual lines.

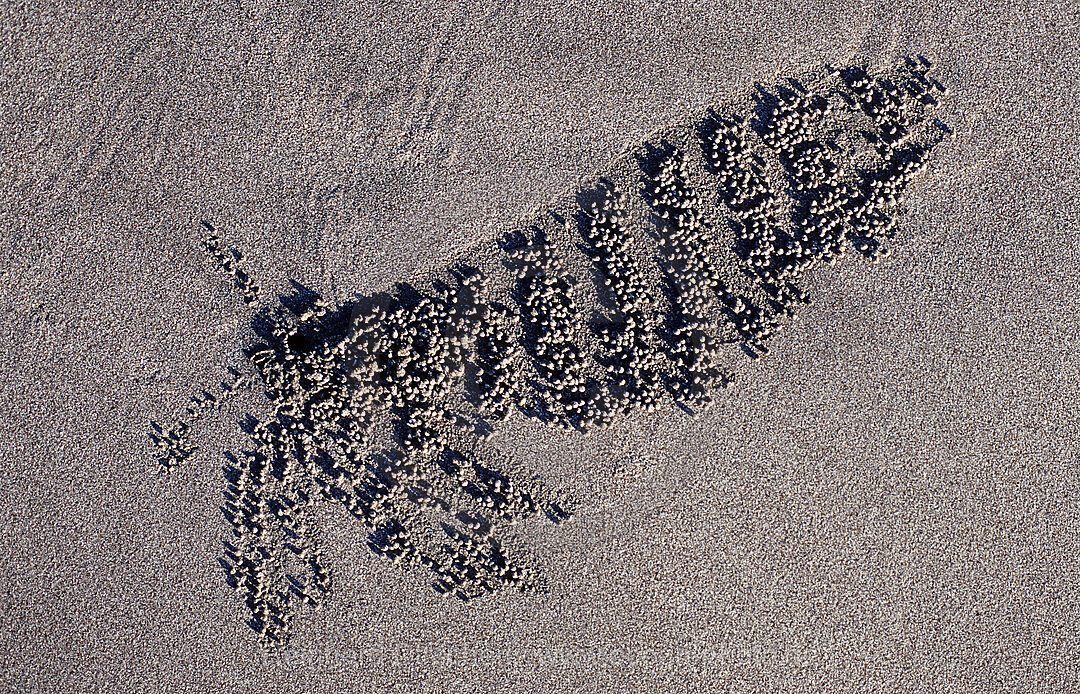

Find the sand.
xmin=2 ymin=1 xmax=1079 ymax=692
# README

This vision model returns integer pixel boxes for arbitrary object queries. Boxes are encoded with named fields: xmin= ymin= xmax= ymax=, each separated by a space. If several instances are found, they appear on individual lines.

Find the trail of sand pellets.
xmin=151 ymin=57 xmax=951 ymax=649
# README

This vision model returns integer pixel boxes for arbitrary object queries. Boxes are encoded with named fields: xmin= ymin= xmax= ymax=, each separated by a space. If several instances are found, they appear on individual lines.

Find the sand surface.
xmin=2 ymin=1 xmax=1079 ymax=692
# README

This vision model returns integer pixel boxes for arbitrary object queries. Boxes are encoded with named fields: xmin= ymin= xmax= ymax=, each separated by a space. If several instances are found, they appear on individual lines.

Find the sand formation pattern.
xmin=153 ymin=58 xmax=949 ymax=649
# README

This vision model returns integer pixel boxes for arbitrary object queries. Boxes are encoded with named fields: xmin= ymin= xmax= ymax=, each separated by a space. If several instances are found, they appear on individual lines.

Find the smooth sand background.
xmin=2 ymin=1 xmax=1079 ymax=691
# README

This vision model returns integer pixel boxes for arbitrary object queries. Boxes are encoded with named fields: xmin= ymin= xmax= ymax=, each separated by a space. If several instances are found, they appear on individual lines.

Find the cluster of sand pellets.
xmin=202 ymin=221 xmax=261 ymax=305
xmin=152 ymin=57 xmax=949 ymax=649
xmin=150 ymin=368 xmax=248 ymax=471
